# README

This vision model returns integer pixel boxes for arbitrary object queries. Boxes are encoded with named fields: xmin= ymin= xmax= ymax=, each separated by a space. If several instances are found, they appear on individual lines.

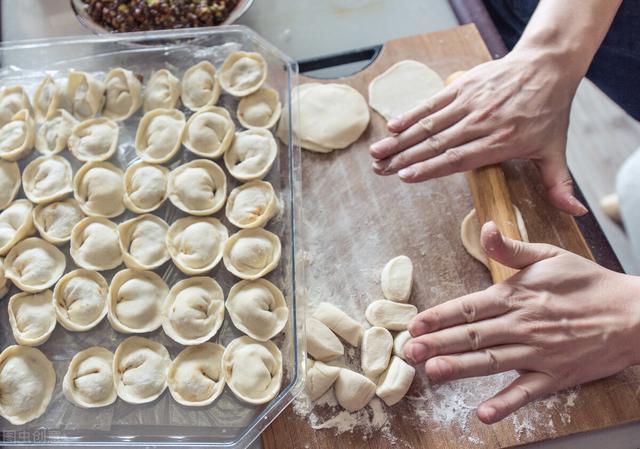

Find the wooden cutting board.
xmin=262 ymin=24 xmax=640 ymax=449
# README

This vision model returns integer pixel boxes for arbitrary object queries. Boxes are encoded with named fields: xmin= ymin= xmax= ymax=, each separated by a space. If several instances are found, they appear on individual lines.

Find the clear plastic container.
xmin=0 ymin=26 xmax=304 ymax=448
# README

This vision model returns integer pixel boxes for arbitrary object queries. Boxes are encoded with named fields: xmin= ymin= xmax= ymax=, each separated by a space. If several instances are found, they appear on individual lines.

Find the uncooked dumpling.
xmin=135 ymin=108 xmax=186 ymax=163
xmin=54 ymin=269 xmax=108 ymax=332
xmin=181 ymin=61 xmax=221 ymax=111
xmin=219 ymin=52 xmax=267 ymax=97
xmin=168 ymin=159 xmax=227 ymax=215
xmin=70 ymin=216 xmax=122 ymax=270
xmin=33 ymin=75 xmax=61 ymax=123
xmin=123 ymin=162 xmax=169 ymax=213
xmin=334 ymin=368 xmax=376 ymax=412
xmin=306 ymin=359 xmax=340 ymax=401
xmin=0 ymin=85 xmax=31 ymax=126
xmin=365 ymin=300 xmax=417 ymax=331
xmin=8 ymin=290 xmax=56 ymax=346
xmin=224 ymin=129 xmax=277 ymax=181
xmin=108 ymin=269 xmax=168 ymax=334
xmin=4 ymin=237 xmax=65 ymax=292
xmin=0 ymin=160 xmax=20 ymax=210
xmin=168 ymin=343 xmax=225 ymax=406
xmin=368 ymin=60 xmax=444 ymax=121
xmin=226 ymin=279 xmax=288 ymax=341
xmin=113 ymin=336 xmax=170 ymax=404
xmin=222 ymin=336 xmax=282 ymax=405
xmin=103 ymin=68 xmax=142 ymax=121
xmin=225 ymin=180 xmax=277 ymax=229
xmin=0 ymin=109 xmax=35 ymax=161
xmin=144 ymin=69 xmax=181 ymax=112
xmin=223 ymin=228 xmax=281 ymax=280
xmin=63 ymin=347 xmax=116 ymax=408
xmin=117 ymin=214 xmax=169 ymax=270
xmin=67 ymin=71 xmax=105 ymax=120
xmin=0 ymin=199 xmax=34 ymax=256
xmin=74 ymin=161 xmax=125 ymax=217
xmin=182 ymin=106 xmax=235 ymax=158
xmin=0 ymin=258 xmax=8 ymax=298
xmin=35 ymin=109 xmax=78 ymax=155
xmin=237 ymin=87 xmax=281 ymax=129
xmin=33 ymin=198 xmax=85 ymax=245
xmin=22 ymin=155 xmax=73 ymax=204
xmin=68 ymin=117 xmax=119 ymax=161
xmin=0 ymin=345 xmax=55 ymax=425
xmin=162 ymin=277 xmax=225 ymax=345
xmin=166 ymin=217 xmax=228 ymax=275
xmin=381 ymin=255 xmax=413 ymax=303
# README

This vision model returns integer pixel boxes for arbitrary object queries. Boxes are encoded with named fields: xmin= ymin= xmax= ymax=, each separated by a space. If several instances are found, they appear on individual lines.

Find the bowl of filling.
xmin=70 ymin=0 xmax=254 ymax=33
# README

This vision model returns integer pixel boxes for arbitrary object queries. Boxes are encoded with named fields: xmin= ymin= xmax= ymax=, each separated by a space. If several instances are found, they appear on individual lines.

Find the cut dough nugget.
xmin=8 ymin=290 xmax=56 ymax=346
xmin=226 ymin=180 xmax=277 ymax=229
xmin=74 ymin=161 xmax=125 ymax=218
xmin=166 ymin=216 xmax=228 ymax=275
xmin=335 ymin=368 xmax=376 ymax=412
xmin=361 ymin=326 xmax=393 ymax=380
xmin=123 ymin=162 xmax=169 ymax=213
xmin=4 ymin=237 xmax=66 ymax=292
xmin=70 ymin=216 xmax=123 ymax=270
xmin=376 ymin=356 xmax=415 ymax=406
xmin=168 ymin=159 xmax=227 ymax=216
xmin=54 ymin=269 xmax=108 ymax=332
xmin=63 ymin=347 xmax=116 ymax=408
xmin=381 ymin=255 xmax=413 ymax=303
xmin=118 ymin=214 xmax=169 ymax=270
xmin=306 ymin=359 xmax=340 ymax=401
xmin=365 ymin=300 xmax=417 ymax=331
xmin=33 ymin=198 xmax=85 ymax=245
xmin=168 ymin=343 xmax=226 ymax=406
xmin=313 ymin=302 xmax=363 ymax=347
xmin=306 ymin=317 xmax=344 ymax=362
xmin=223 ymin=228 xmax=281 ymax=280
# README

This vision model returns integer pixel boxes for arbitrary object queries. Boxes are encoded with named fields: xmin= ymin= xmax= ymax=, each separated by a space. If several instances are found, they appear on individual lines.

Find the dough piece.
xmin=237 ymin=87 xmax=282 ymax=129
xmin=312 ymin=302 xmax=363 ymax=347
xmin=393 ymin=330 xmax=412 ymax=361
xmin=33 ymin=75 xmax=61 ymax=123
xmin=4 ymin=237 xmax=65 ymax=292
xmin=376 ymin=356 xmax=416 ymax=406
xmin=182 ymin=106 xmax=235 ymax=158
xmin=226 ymin=180 xmax=277 ymax=229
xmin=600 ymin=193 xmax=621 ymax=224
xmin=168 ymin=343 xmax=226 ymax=406
xmin=8 ymin=290 xmax=56 ymax=346
xmin=461 ymin=207 xmax=529 ymax=268
xmin=67 ymin=71 xmax=105 ymax=120
xmin=123 ymin=161 xmax=169 ymax=213
xmin=361 ymin=326 xmax=393 ymax=380
xmin=144 ymin=69 xmax=181 ymax=112
xmin=277 ymin=83 xmax=369 ymax=153
xmin=35 ymin=109 xmax=78 ymax=155
xmin=167 ymin=159 xmax=227 ymax=215
xmin=113 ymin=336 xmax=171 ymax=404
xmin=181 ymin=61 xmax=221 ymax=111
xmin=108 ymin=269 xmax=168 ymax=334
xmin=63 ymin=347 xmax=116 ymax=408
xmin=53 ymin=269 xmax=108 ymax=332
xmin=222 ymin=336 xmax=282 ymax=405
xmin=33 ymin=198 xmax=85 ymax=245
xmin=0 ymin=85 xmax=31 ymax=126
xmin=381 ymin=255 xmax=413 ymax=302
xmin=0 ymin=109 xmax=35 ymax=161
xmin=0 ymin=160 xmax=20 ymax=210
xmin=365 ymin=300 xmax=418 ymax=331
xmin=224 ymin=129 xmax=278 ymax=181
xmin=0 ymin=258 xmax=8 ymax=298
xmin=227 ymin=278 xmax=288 ymax=341
xmin=0 ymin=199 xmax=34 ymax=256
xmin=306 ymin=317 xmax=344 ymax=362
xmin=306 ymin=358 xmax=340 ymax=401
xmin=219 ymin=52 xmax=267 ymax=97
xmin=22 ymin=155 xmax=73 ymax=204
xmin=166 ymin=216 xmax=228 ymax=275
xmin=74 ymin=161 xmax=125 ymax=218
xmin=68 ymin=117 xmax=119 ymax=161
xmin=334 ymin=368 xmax=376 ymax=412
xmin=118 ymin=214 xmax=169 ymax=270
xmin=70 ymin=216 xmax=123 ymax=270
xmin=368 ymin=60 xmax=444 ymax=121
xmin=0 ymin=345 xmax=55 ymax=425
xmin=135 ymin=108 xmax=186 ymax=163
xmin=223 ymin=228 xmax=281 ymax=280
xmin=162 ymin=276 xmax=225 ymax=345
xmin=103 ymin=68 xmax=142 ymax=121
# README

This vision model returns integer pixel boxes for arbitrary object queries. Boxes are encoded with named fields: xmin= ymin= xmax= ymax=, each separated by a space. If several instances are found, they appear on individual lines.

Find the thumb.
xmin=535 ymin=152 xmax=588 ymax=216
xmin=480 ymin=221 xmax=563 ymax=269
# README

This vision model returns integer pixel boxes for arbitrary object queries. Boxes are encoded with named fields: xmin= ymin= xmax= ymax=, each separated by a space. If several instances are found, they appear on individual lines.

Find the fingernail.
xmin=569 ymin=195 xmax=589 ymax=216
xmin=398 ymin=167 xmax=415 ymax=179
xmin=408 ymin=320 xmax=428 ymax=336
xmin=388 ymin=117 xmax=403 ymax=128
xmin=433 ymin=359 xmax=453 ymax=380
xmin=482 ymin=406 xmax=498 ymax=423
xmin=408 ymin=342 xmax=429 ymax=361
xmin=370 ymin=139 xmax=388 ymax=154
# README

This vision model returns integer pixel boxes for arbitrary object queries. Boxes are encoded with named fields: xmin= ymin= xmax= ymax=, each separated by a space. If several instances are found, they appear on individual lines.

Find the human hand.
xmin=404 ymin=222 xmax=640 ymax=424
xmin=369 ymin=49 xmax=588 ymax=216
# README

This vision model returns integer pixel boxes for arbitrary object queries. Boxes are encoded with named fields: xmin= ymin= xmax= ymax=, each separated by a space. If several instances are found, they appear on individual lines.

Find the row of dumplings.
xmin=0 ymin=333 xmax=283 ymax=425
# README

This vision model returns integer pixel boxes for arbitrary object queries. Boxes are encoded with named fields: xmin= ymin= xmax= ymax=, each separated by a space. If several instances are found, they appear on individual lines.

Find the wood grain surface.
xmin=261 ymin=24 xmax=640 ymax=449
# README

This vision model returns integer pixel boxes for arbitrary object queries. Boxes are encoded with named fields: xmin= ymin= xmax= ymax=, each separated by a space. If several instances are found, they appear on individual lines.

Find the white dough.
xmin=35 ymin=109 xmax=78 ymax=156
xmin=306 ymin=317 xmax=344 ymax=362
xmin=33 ymin=75 xmax=61 ymax=123
xmin=0 ymin=258 xmax=8 ymax=298
xmin=0 ymin=109 xmax=35 ymax=161
xmin=225 ymin=180 xmax=277 ymax=229
xmin=70 ymin=216 xmax=123 ymax=270
xmin=375 ymin=356 xmax=415 ymax=406
xmin=0 ymin=199 xmax=34 ymax=256
xmin=135 ymin=108 xmax=186 ymax=163
xmin=68 ymin=117 xmax=119 ymax=162
xmin=22 ymin=155 xmax=73 ymax=204
xmin=224 ymin=129 xmax=278 ymax=181
xmin=361 ymin=326 xmax=393 ymax=380
xmin=237 ymin=87 xmax=282 ymax=129
xmin=167 ymin=343 xmax=226 ymax=406
xmin=306 ymin=358 xmax=340 ymax=401
xmin=600 ymin=193 xmax=621 ymax=224
xmin=53 ymin=269 xmax=108 ymax=332
xmin=166 ymin=216 xmax=228 ymax=275
xmin=365 ymin=300 xmax=418 ymax=331
xmin=144 ymin=69 xmax=181 ymax=112
xmin=168 ymin=159 xmax=227 ymax=215
xmin=33 ymin=198 xmax=85 ymax=245
xmin=74 ymin=161 xmax=125 ymax=218
xmin=0 ymin=85 xmax=32 ymax=126
xmin=381 ymin=255 xmax=413 ymax=302
xmin=4 ymin=237 xmax=66 ymax=292
xmin=312 ymin=302 xmax=363 ymax=347
xmin=118 ymin=214 xmax=169 ymax=270
xmin=223 ymin=228 xmax=281 ymax=280
xmin=8 ymin=290 xmax=56 ymax=346
xmin=123 ymin=162 xmax=169 ymax=213
xmin=334 ymin=368 xmax=376 ymax=412
xmin=67 ymin=71 xmax=105 ymax=120
xmin=393 ymin=330 xmax=412 ymax=361
xmin=0 ymin=160 xmax=20 ymax=210
xmin=219 ymin=51 xmax=267 ymax=97
xmin=181 ymin=61 xmax=221 ymax=111
xmin=63 ymin=347 xmax=116 ymax=408
xmin=103 ymin=68 xmax=142 ymax=121
xmin=182 ymin=106 xmax=235 ymax=159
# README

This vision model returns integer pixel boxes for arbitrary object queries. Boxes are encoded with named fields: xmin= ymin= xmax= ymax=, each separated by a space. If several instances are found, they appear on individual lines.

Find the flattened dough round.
xmin=63 ymin=346 xmax=116 ymax=408
xmin=167 ymin=343 xmax=225 ymax=406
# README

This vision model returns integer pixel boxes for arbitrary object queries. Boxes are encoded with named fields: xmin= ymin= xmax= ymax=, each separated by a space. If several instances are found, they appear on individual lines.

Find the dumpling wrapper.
xmin=166 ymin=216 xmax=228 ymax=275
xmin=33 ymin=198 xmax=85 ymax=245
xmin=123 ymin=162 xmax=169 ymax=213
xmin=53 ymin=269 xmax=108 ymax=332
xmin=70 ymin=216 xmax=123 ymax=271
xmin=63 ymin=346 xmax=116 ymax=408
xmin=4 ymin=237 xmax=66 ymax=292
xmin=167 ymin=343 xmax=225 ymax=406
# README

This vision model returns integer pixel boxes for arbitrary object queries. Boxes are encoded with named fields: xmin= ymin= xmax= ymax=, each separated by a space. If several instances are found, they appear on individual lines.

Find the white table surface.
xmin=2 ymin=0 xmax=640 ymax=448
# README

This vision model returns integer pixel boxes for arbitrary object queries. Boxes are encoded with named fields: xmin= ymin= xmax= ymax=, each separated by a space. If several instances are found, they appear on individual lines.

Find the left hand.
xmin=404 ymin=222 xmax=640 ymax=424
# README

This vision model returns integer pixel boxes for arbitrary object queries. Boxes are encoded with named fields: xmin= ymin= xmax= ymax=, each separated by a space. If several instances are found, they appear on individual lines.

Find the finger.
xmin=477 ymin=372 xmax=556 ymax=424
xmin=424 ymin=344 xmax=531 ymax=382
xmin=387 ymin=88 xmax=458 ymax=133
xmin=535 ymin=152 xmax=588 ymax=216
xmin=408 ymin=289 xmax=511 ymax=337
xmin=480 ymin=221 xmax=563 ymax=269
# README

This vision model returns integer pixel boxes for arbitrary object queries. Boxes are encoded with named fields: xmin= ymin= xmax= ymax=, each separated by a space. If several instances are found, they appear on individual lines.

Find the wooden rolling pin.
xmin=446 ymin=71 xmax=523 ymax=283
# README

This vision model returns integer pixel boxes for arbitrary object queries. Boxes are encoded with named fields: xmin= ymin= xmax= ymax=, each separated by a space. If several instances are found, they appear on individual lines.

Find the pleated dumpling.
xmin=166 ymin=217 xmax=228 ymax=275
xmin=219 ymin=52 xmax=267 ymax=97
xmin=68 ymin=117 xmax=119 ymax=161
xmin=4 ymin=237 xmax=66 ymax=292
xmin=224 ymin=129 xmax=277 ymax=181
xmin=22 ymin=155 xmax=73 ymax=204
xmin=0 ymin=109 xmax=35 ymax=161
xmin=33 ymin=75 xmax=61 ymax=123
xmin=167 ymin=343 xmax=225 ymax=406
xmin=70 ymin=216 xmax=122 ymax=270
xmin=135 ymin=108 xmax=185 ymax=163
xmin=181 ymin=61 xmax=220 ymax=111
xmin=237 ymin=87 xmax=281 ymax=129
xmin=63 ymin=347 xmax=116 ymax=408
xmin=223 ymin=228 xmax=281 ymax=280
xmin=182 ymin=106 xmax=235 ymax=158
xmin=103 ymin=68 xmax=142 ymax=121
xmin=118 ymin=214 xmax=169 ymax=270
xmin=8 ymin=290 xmax=56 ymax=346
xmin=0 ymin=160 xmax=20 ymax=210
xmin=74 ymin=161 xmax=125 ymax=218
xmin=168 ymin=159 xmax=227 ymax=215
xmin=225 ymin=180 xmax=277 ymax=229
xmin=0 ymin=258 xmax=8 ymax=298
xmin=123 ymin=162 xmax=169 ymax=213
xmin=0 ymin=199 xmax=34 ymax=256
xmin=53 ymin=269 xmax=108 ymax=332
xmin=33 ymin=198 xmax=85 ymax=245
xmin=144 ymin=69 xmax=181 ymax=112
xmin=35 ymin=109 xmax=78 ymax=156
xmin=0 ymin=85 xmax=31 ymax=126
xmin=67 ymin=71 xmax=105 ymax=120
xmin=162 ymin=277 xmax=225 ymax=345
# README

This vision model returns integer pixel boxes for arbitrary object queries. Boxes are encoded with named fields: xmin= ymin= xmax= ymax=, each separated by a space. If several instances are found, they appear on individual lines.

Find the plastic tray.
xmin=0 ymin=26 xmax=304 ymax=448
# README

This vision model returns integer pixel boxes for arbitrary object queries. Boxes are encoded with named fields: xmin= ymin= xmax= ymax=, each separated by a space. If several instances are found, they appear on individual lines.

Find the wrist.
xmin=511 ymin=36 xmax=587 ymax=85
